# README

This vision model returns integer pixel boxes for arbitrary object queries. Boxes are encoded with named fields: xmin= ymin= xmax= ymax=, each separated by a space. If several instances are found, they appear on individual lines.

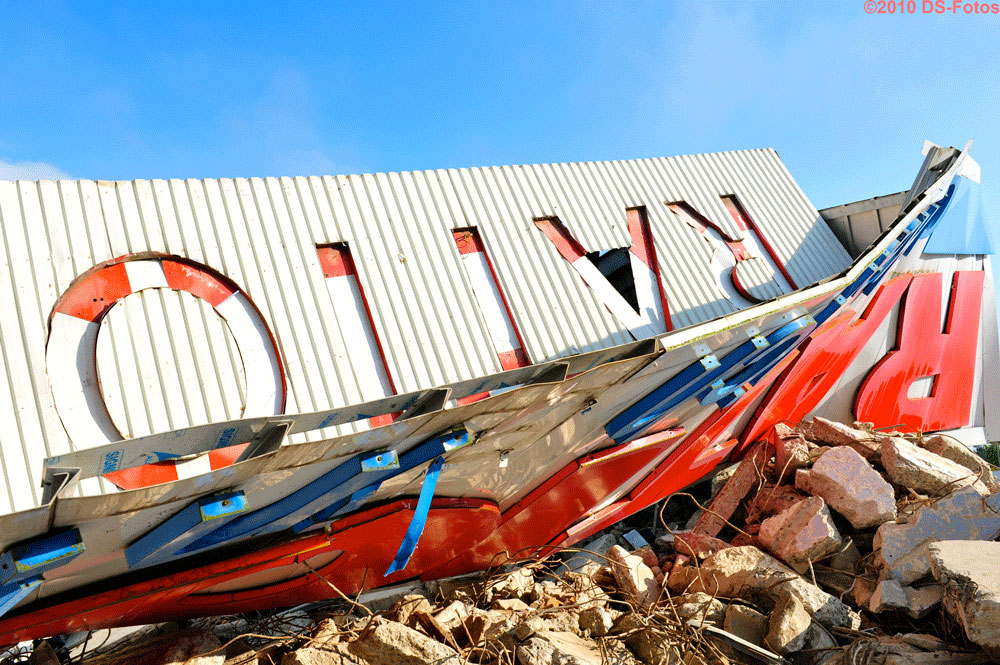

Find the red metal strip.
xmin=626 ymin=207 xmax=673 ymax=331
xmin=161 ymin=259 xmax=234 ymax=307
xmin=721 ymin=195 xmax=798 ymax=290
xmin=52 ymin=262 xmax=132 ymax=322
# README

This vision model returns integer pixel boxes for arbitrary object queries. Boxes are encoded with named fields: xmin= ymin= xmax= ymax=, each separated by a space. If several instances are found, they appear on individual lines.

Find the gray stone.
xmin=929 ymin=540 xmax=1000 ymax=659
xmin=765 ymin=594 xmax=810 ymax=654
xmin=758 ymin=496 xmax=843 ymax=572
xmin=348 ymin=617 xmax=458 ymax=665
xmin=869 ymin=578 xmax=908 ymax=613
xmin=875 ymin=486 xmax=1000 ymax=584
xmin=796 ymin=446 xmax=897 ymax=528
xmin=803 ymin=623 xmax=837 ymax=651
xmin=881 ymin=436 xmax=984 ymax=495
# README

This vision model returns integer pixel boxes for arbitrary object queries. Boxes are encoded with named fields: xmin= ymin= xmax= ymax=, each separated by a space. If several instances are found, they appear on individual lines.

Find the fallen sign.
xmin=1 ymin=140 xmax=999 ymax=643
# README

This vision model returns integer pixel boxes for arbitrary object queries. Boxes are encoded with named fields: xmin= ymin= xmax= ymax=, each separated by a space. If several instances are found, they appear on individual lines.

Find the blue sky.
xmin=1 ymin=1 xmax=998 ymax=209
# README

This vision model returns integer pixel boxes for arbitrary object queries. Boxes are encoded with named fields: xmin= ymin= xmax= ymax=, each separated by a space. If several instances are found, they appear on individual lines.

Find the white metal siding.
xmin=0 ymin=149 xmax=851 ymax=512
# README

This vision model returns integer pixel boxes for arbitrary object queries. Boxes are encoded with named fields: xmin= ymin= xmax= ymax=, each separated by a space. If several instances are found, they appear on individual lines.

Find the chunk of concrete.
xmin=724 ymin=605 xmax=767 ymax=648
xmin=671 ymin=592 xmax=726 ymax=625
xmin=577 ymin=606 xmax=614 ymax=637
xmin=802 ymin=417 xmax=881 ymax=460
xmin=744 ymin=484 xmax=809 ymax=524
xmin=157 ymin=629 xmax=224 ymax=665
xmin=772 ymin=423 xmax=810 ymax=481
xmin=669 ymin=531 xmax=731 ymax=559
xmin=606 ymin=545 xmax=659 ymax=609
xmin=882 ymin=436 xmax=983 ymax=495
xmin=875 ymin=486 xmax=1000 ymax=584
xmin=516 ymin=631 xmax=604 ymax=665
xmin=796 ymin=446 xmax=897 ymax=528
xmin=667 ymin=546 xmax=860 ymax=629
xmin=283 ymin=645 xmax=364 ymax=665
xmin=348 ymin=617 xmax=459 ymax=665
xmin=869 ymin=579 xmax=940 ymax=618
xmin=920 ymin=434 xmax=999 ymax=491
xmin=846 ymin=637 xmax=993 ymax=665
xmin=615 ymin=615 xmax=682 ymax=665
xmin=758 ymin=497 xmax=842 ymax=572
xmin=929 ymin=540 xmax=1000 ymax=659
xmin=765 ymin=594 xmax=811 ymax=654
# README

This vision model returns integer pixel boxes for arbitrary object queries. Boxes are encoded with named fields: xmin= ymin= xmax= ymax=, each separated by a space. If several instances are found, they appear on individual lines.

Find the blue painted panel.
xmin=924 ymin=178 xmax=996 ymax=255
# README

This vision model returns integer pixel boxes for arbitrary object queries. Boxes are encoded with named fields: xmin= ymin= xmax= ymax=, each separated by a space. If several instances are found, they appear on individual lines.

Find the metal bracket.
xmin=400 ymin=389 xmax=451 ymax=420
xmin=699 ymin=354 xmax=720 ymax=370
xmin=360 ymin=449 xmax=400 ymax=472
xmin=39 ymin=467 xmax=81 ymax=506
xmin=235 ymin=421 xmax=292 ymax=464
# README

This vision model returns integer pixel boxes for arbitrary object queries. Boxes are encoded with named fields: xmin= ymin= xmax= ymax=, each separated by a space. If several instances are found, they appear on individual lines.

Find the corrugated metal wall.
xmin=0 ymin=149 xmax=851 ymax=513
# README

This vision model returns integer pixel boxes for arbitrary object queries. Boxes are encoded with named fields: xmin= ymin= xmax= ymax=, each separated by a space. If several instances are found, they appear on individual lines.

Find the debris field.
xmin=16 ymin=417 xmax=1000 ymax=665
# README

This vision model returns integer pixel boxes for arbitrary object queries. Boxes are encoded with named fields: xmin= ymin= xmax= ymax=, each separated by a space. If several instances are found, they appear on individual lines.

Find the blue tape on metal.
xmin=385 ymin=456 xmax=444 ymax=575
xmin=1 ymin=529 xmax=84 ymax=585
xmin=199 ymin=491 xmax=249 ymax=521
xmin=696 ymin=317 xmax=813 ymax=407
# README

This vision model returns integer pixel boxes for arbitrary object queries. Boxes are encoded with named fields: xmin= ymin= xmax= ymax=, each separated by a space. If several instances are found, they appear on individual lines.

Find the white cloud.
xmin=0 ymin=158 xmax=71 ymax=181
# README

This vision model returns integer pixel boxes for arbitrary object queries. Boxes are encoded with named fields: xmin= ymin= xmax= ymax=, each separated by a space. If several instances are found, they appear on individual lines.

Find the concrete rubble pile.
xmin=18 ymin=418 xmax=1000 ymax=665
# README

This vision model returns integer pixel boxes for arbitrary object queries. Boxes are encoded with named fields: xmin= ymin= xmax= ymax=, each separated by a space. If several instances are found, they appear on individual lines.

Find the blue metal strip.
xmin=385 ymin=455 xmax=444 ymax=575
xmin=183 ymin=429 xmax=469 ymax=554
xmin=605 ymin=316 xmax=812 ymax=444
xmin=0 ymin=576 xmax=41 ymax=619
xmin=126 ymin=491 xmax=249 ymax=569
xmin=0 ymin=529 xmax=84 ymax=586
xmin=697 ymin=318 xmax=813 ymax=407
